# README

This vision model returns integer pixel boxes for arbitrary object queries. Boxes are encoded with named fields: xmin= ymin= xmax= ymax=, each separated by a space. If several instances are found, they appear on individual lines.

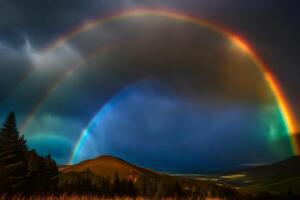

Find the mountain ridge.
xmin=219 ymin=155 xmax=300 ymax=193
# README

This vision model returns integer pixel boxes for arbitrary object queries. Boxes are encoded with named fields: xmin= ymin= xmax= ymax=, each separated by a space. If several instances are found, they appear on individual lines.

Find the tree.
xmin=26 ymin=150 xmax=58 ymax=193
xmin=44 ymin=154 xmax=58 ymax=191
xmin=27 ymin=150 xmax=45 ymax=192
xmin=126 ymin=179 xmax=137 ymax=197
xmin=112 ymin=172 xmax=122 ymax=196
xmin=0 ymin=112 xmax=28 ymax=192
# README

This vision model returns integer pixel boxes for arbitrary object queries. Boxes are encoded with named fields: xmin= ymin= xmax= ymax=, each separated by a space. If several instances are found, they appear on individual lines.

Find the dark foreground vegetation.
xmin=0 ymin=112 xmax=300 ymax=199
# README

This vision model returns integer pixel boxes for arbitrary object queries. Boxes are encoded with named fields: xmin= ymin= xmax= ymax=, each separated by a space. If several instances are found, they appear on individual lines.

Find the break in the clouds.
xmin=0 ymin=42 xmax=30 ymax=102
xmin=0 ymin=37 xmax=82 ymax=118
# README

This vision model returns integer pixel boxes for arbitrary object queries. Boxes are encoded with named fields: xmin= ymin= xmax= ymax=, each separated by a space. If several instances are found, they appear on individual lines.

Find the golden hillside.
xmin=60 ymin=155 xmax=163 ymax=181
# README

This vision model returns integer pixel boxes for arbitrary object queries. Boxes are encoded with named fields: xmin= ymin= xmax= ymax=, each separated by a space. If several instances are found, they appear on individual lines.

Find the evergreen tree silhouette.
xmin=44 ymin=154 xmax=58 ymax=191
xmin=27 ymin=151 xmax=58 ymax=193
xmin=27 ymin=150 xmax=45 ymax=192
xmin=0 ymin=112 xmax=28 ymax=192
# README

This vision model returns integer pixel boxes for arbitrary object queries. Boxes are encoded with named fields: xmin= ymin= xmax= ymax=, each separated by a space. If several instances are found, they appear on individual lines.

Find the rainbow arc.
xmin=10 ymin=8 xmax=298 ymax=162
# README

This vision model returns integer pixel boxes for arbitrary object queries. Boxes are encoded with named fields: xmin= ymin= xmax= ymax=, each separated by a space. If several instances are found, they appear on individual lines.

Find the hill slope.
xmin=59 ymin=155 xmax=240 ymax=198
xmin=219 ymin=156 xmax=300 ymax=194
xmin=60 ymin=155 xmax=164 ymax=180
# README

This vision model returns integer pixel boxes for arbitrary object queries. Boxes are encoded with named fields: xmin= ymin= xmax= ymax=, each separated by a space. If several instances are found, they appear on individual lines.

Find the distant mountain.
xmin=238 ymin=156 xmax=300 ymax=179
xmin=60 ymin=155 xmax=164 ymax=181
xmin=219 ymin=156 xmax=300 ymax=194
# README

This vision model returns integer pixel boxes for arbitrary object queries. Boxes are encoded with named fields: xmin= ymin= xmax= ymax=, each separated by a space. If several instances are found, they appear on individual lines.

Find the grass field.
xmin=243 ymin=176 xmax=300 ymax=194
xmin=0 ymin=194 xmax=226 ymax=200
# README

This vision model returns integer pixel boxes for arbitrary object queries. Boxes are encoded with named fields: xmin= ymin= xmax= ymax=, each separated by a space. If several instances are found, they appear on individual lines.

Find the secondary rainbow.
xmin=20 ymin=44 xmax=116 ymax=133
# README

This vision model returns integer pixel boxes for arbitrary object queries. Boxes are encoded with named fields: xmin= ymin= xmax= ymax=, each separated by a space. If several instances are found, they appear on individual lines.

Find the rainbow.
xmin=70 ymin=85 xmax=134 ymax=164
xmin=13 ymin=8 xmax=298 ymax=162
xmin=20 ymin=44 xmax=116 ymax=133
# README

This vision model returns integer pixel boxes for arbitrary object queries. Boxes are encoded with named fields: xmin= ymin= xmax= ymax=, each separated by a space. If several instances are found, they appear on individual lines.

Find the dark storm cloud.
xmin=0 ymin=0 xmax=102 ymax=48
xmin=0 ymin=45 xmax=31 ymax=101
xmin=35 ymin=15 xmax=273 ymax=124
xmin=1 ymin=0 xmax=298 ymax=51
xmin=1 ymin=0 xmax=298 ymax=88
xmin=0 ymin=41 xmax=82 ymax=122
xmin=1 ymin=0 xmax=298 ymax=102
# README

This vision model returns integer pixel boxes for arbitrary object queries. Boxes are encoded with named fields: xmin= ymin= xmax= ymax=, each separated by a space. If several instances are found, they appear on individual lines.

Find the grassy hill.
xmin=59 ymin=155 xmax=231 ymax=189
xmin=59 ymin=155 xmax=239 ymax=198
xmin=219 ymin=156 xmax=300 ymax=194
xmin=60 ymin=155 xmax=165 ymax=180
xmin=62 ymin=155 xmax=300 ymax=194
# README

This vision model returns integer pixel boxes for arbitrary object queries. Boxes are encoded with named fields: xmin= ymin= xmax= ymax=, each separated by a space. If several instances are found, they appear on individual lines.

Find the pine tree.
xmin=126 ymin=179 xmax=137 ymax=197
xmin=27 ymin=150 xmax=46 ymax=192
xmin=0 ymin=112 xmax=28 ymax=192
xmin=44 ymin=154 xmax=58 ymax=191
xmin=0 ymin=163 xmax=7 ymax=193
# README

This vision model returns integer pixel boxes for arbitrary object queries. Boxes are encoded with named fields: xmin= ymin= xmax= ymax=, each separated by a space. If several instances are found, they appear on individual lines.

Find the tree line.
xmin=0 ymin=112 xmax=58 ymax=194
xmin=58 ymin=169 xmax=240 ymax=199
